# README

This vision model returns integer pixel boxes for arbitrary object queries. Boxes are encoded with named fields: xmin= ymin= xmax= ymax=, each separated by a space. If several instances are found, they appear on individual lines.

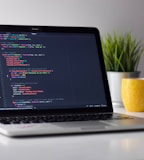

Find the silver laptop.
xmin=0 ymin=25 xmax=144 ymax=137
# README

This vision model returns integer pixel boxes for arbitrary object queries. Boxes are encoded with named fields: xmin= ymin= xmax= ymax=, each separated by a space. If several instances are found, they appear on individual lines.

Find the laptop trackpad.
xmin=55 ymin=121 xmax=112 ymax=130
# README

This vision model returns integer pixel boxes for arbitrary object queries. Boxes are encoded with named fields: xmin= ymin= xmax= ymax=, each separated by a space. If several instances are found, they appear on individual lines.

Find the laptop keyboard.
xmin=0 ymin=113 xmax=133 ymax=125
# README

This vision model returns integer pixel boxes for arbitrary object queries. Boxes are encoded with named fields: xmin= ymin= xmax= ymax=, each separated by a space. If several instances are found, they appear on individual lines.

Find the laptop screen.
xmin=0 ymin=25 xmax=112 ymax=113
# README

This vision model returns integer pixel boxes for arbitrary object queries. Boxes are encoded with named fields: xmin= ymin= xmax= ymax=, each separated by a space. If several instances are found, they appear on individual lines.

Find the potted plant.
xmin=102 ymin=32 xmax=144 ymax=107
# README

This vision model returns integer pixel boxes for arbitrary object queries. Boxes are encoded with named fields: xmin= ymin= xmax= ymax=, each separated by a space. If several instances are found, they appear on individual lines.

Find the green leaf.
xmin=102 ymin=32 xmax=144 ymax=72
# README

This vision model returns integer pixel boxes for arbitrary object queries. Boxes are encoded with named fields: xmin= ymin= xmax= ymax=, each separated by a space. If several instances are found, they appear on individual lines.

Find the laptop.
xmin=0 ymin=24 xmax=144 ymax=137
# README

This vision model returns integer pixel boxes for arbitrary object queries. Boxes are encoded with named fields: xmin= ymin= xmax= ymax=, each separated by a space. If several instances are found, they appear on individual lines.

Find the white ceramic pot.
xmin=107 ymin=71 xmax=140 ymax=107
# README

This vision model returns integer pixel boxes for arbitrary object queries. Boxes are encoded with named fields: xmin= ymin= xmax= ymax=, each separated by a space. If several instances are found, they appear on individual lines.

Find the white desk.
xmin=0 ymin=108 xmax=144 ymax=160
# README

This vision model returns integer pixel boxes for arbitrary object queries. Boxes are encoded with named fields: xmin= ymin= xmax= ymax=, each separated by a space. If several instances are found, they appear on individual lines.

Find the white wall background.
xmin=0 ymin=0 xmax=144 ymax=75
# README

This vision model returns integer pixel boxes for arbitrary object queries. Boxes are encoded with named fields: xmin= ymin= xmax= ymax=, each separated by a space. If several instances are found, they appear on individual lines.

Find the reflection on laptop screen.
xmin=0 ymin=30 xmax=107 ymax=110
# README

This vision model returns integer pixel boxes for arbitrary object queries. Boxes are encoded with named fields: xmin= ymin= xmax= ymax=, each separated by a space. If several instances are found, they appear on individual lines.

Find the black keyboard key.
xmin=0 ymin=113 xmax=134 ymax=124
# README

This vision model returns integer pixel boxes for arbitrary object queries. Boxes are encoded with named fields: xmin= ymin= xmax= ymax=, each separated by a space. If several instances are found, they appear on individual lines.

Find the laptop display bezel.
xmin=0 ymin=25 xmax=113 ymax=116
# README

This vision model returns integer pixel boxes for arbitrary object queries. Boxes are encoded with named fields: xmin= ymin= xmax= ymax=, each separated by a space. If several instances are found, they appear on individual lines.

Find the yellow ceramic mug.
xmin=122 ymin=78 xmax=144 ymax=112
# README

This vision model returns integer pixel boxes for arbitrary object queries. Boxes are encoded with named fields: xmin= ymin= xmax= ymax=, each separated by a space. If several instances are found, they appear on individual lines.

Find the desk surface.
xmin=0 ymin=107 xmax=144 ymax=160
